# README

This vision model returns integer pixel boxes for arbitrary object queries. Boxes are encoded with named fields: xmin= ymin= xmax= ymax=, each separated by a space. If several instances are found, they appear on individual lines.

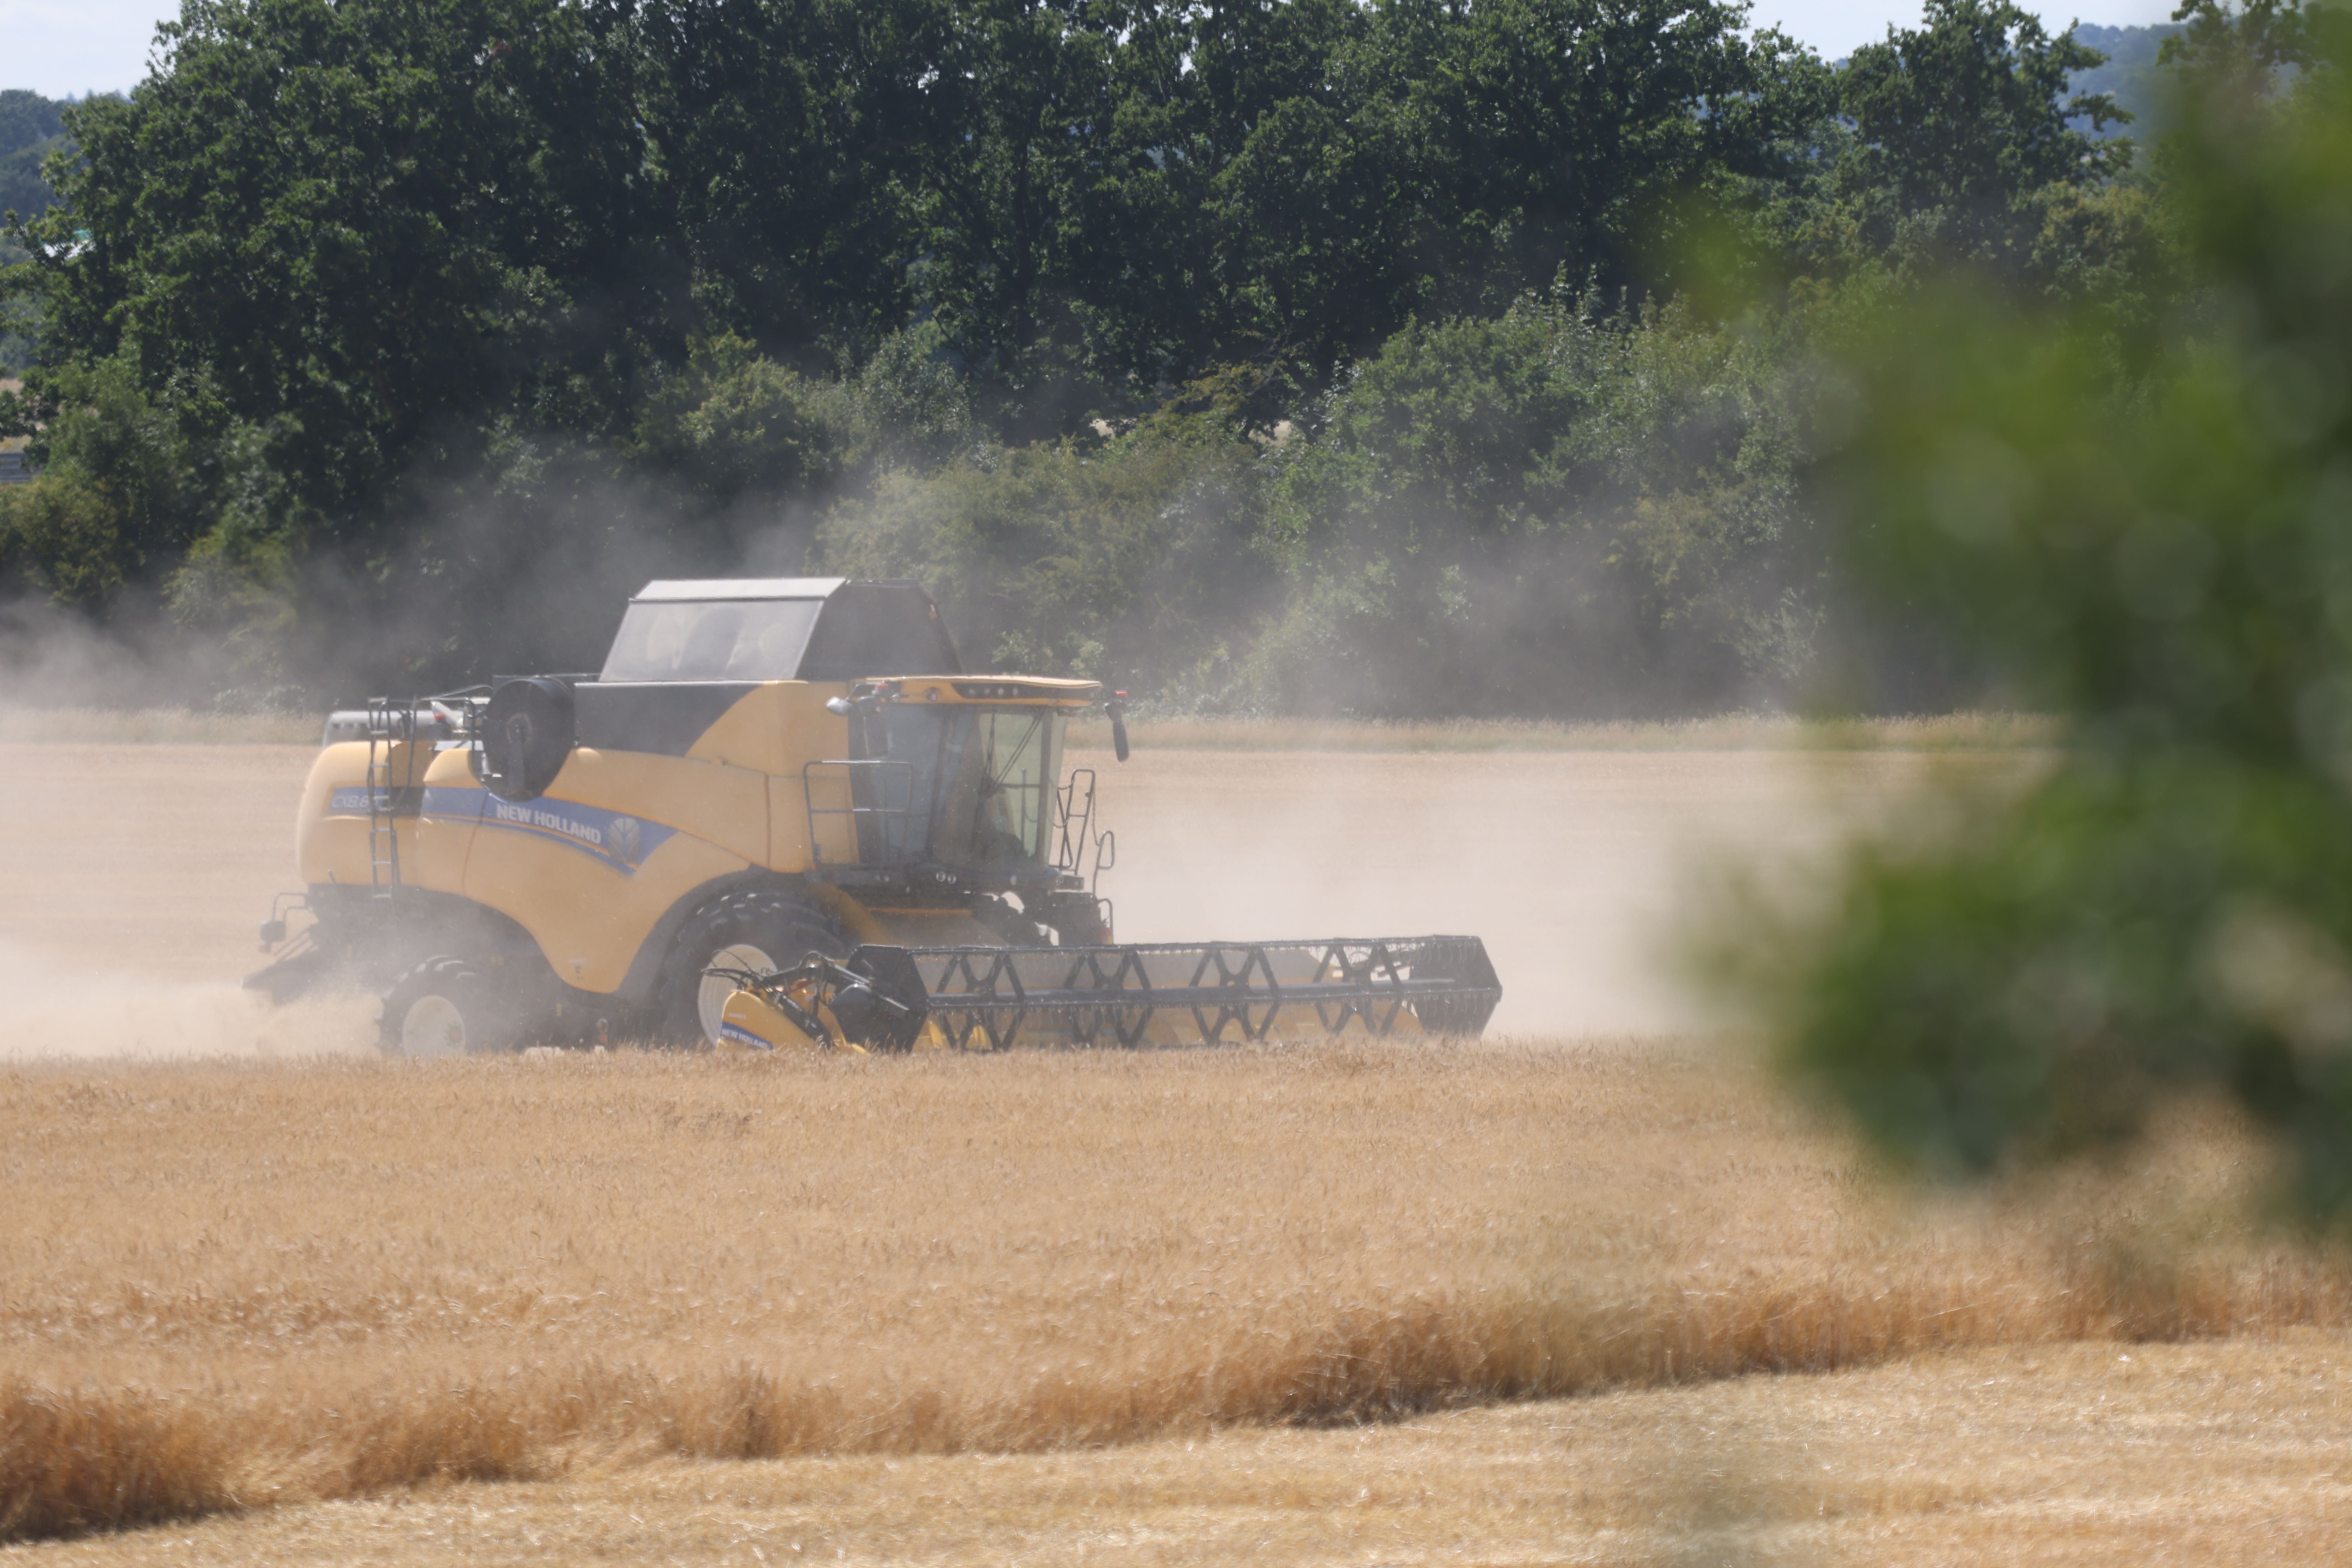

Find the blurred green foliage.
xmin=1737 ymin=1 xmax=2352 ymax=1220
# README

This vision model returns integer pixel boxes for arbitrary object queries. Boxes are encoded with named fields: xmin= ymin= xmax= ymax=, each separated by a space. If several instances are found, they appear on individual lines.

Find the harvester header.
xmin=247 ymin=577 xmax=1501 ymax=1054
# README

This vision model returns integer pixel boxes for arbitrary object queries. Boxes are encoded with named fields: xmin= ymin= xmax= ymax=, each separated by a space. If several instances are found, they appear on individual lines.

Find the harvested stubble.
xmin=0 ymin=1041 xmax=2343 ymax=1543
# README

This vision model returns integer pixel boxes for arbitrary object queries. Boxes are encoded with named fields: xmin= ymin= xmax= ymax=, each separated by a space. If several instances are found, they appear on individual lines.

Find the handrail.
xmin=1053 ymin=767 xmax=1098 ymax=876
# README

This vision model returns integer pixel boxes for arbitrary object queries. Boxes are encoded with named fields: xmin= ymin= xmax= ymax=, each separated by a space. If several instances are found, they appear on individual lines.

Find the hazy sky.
xmin=16 ymin=0 xmax=2185 ymax=101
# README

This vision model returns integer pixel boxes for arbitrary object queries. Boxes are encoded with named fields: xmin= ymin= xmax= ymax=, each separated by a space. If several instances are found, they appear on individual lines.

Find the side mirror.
xmin=1107 ymin=695 xmax=1131 ymax=763
xmin=258 ymin=919 xmax=287 ymax=947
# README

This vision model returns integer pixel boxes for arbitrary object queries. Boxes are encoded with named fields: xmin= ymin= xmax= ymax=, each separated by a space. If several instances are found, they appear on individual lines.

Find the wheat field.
xmin=32 ymin=1334 xmax=2348 ymax=1567
xmin=0 ymin=737 xmax=2345 ymax=1560
xmin=2 ymin=1041 xmax=2346 ymax=1550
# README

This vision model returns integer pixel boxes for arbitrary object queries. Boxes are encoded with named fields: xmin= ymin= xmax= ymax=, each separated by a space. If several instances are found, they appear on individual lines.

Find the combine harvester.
xmin=247 ymin=578 xmax=1501 ymax=1054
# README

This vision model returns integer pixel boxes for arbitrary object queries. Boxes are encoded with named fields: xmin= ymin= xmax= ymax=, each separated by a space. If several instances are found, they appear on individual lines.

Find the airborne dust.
xmin=0 ymin=714 xmax=2003 ymax=1056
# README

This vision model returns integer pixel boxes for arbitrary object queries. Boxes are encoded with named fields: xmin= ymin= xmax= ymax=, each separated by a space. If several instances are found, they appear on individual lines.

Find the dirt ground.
xmin=0 ymin=740 xmax=2017 ymax=1047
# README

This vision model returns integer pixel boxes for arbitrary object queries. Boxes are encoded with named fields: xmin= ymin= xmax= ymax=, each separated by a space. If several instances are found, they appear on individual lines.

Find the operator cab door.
xmin=849 ymin=704 xmax=1061 ymax=871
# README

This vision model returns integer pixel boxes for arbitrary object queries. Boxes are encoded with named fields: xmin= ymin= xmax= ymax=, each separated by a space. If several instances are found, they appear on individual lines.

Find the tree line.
xmin=0 ymin=0 xmax=2276 ymax=712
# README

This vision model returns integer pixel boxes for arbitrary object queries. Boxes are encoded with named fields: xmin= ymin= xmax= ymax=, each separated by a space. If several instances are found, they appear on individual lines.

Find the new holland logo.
xmin=418 ymin=787 xmax=677 ymax=874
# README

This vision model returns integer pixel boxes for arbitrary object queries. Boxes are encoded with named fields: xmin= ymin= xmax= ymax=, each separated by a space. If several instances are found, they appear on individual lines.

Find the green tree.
xmin=0 ymin=356 xmax=207 ymax=605
xmin=629 ymin=0 xmax=939 ymax=369
xmin=1730 ymin=17 xmax=2352 ymax=1219
xmin=1262 ymin=287 xmax=1817 ymax=718
xmin=2159 ymin=0 xmax=2317 ymax=97
xmin=1196 ymin=0 xmax=1828 ymax=386
xmin=0 ymin=89 xmax=68 ymax=225
xmin=896 ymin=0 xmax=1834 ymax=424
xmin=899 ymin=0 xmax=1131 ymax=428
xmin=629 ymin=335 xmax=857 ymax=512
xmin=820 ymin=372 xmax=1277 ymax=697
xmin=17 ymin=0 xmax=651 ymax=550
xmin=0 ymin=90 xmax=71 ymax=372
xmin=1836 ymin=0 xmax=2133 ymax=277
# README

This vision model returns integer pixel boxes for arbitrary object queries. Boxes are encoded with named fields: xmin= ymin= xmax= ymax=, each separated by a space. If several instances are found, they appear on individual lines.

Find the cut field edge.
xmin=0 ymin=707 xmax=2058 ymax=752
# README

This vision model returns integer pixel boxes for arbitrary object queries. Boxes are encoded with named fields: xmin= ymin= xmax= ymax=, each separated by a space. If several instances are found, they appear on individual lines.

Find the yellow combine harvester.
xmin=247 ymin=577 xmax=1501 ymax=1054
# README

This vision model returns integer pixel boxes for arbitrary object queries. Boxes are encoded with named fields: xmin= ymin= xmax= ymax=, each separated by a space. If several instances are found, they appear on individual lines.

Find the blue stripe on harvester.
xmin=419 ymin=785 xmax=678 ymax=875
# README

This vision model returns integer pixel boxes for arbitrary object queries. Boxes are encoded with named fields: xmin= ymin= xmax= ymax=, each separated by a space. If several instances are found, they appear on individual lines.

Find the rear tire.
xmin=379 ymin=957 xmax=518 ymax=1057
xmin=1403 ymin=941 xmax=1502 ymax=1038
xmin=659 ymin=890 xmax=845 ymax=1047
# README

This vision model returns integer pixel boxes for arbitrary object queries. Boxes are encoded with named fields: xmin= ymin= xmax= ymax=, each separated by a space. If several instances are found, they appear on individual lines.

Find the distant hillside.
xmin=0 ymin=89 xmax=68 ymax=224
xmin=2070 ymin=21 xmax=2181 ymax=139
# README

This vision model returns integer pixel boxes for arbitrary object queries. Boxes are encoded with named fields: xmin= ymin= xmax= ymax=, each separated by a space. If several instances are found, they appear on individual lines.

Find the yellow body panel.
xmin=686 ymin=682 xmax=843 ymax=778
xmin=542 ymin=748 xmax=771 ymax=868
xmin=293 ymin=673 xmax=1100 ymax=1001
xmin=298 ymin=737 xmax=770 ymax=994
xmin=296 ymin=742 xmax=476 ymax=892
xmin=806 ymin=885 xmax=894 ymax=946
xmin=459 ymin=798 xmax=754 ymax=995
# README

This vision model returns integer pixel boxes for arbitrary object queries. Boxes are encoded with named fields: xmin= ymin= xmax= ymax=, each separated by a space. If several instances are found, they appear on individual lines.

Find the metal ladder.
xmin=365 ymin=699 xmax=405 ymax=896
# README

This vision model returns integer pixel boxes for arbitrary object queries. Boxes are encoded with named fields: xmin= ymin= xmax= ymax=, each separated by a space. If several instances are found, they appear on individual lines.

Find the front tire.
xmin=379 ymin=957 xmax=517 ymax=1057
xmin=659 ymin=890 xmax=845 ymax=1047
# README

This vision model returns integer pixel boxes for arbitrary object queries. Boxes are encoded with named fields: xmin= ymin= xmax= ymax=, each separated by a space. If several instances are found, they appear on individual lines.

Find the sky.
xmin=13 ymin=0 xmax=2188 ymax=101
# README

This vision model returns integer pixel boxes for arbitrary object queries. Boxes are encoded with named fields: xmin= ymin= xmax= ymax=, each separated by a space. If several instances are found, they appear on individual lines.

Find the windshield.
xmin=600 ymin=599 xmax=824 ymax=682
xmin=854 ymin=706 xmax=1062 ymax=867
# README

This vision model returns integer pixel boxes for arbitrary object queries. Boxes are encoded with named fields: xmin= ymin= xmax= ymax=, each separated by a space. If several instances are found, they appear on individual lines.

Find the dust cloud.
xmin=0 ymin=939 xmax=375 ymax=1060
xmin=1080 ymin=746 xmax=2002 ymax=1037
xmin=0 ymin=737 xmax=379 ymax=1059
xmin=0 ymin=732 xmax=2027 ymax=1053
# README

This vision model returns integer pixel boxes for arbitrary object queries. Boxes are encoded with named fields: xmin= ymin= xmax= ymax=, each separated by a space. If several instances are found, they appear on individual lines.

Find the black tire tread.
xmin=379 ymin=955 xmax=516 ymax=1055
xmin=658 ymin=889 xmax=844 ymax=1046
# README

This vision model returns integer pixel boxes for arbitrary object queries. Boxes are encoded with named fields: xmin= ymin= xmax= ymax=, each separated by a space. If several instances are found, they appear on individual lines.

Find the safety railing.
xmin=1053 ymin=767 xmax=1114 ymax=890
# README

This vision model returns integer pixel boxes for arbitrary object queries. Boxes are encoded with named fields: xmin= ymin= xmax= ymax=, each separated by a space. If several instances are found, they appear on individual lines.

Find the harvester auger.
xmin=245 ymin=577 xmax=1502 ymax=1055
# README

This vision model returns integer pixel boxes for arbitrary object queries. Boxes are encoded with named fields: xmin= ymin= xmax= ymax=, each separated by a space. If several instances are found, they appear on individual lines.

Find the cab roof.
xmin=603 ymin=578 xmax=962 ymax=682
xmin=631 ymin=577 xmax=848 ymax=602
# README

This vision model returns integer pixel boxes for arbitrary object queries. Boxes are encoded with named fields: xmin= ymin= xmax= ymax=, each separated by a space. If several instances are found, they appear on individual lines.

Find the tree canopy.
xmin=0 ymin=0 xmax=2177 ymax=710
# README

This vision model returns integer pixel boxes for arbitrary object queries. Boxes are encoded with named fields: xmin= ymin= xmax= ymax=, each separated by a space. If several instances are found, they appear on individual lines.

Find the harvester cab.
xmin=248 ymin=577 xmax=1501 ymax=1055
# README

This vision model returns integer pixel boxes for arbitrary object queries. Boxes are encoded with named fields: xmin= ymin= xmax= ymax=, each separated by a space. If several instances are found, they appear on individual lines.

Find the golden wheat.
xmin=0 ymin=1042 xmax=2340 ymax=1543
xmin=48 ymin=1335 xmax=2349 ymax=1567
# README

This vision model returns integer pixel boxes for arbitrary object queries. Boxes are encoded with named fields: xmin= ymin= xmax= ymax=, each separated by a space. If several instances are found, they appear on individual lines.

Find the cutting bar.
xmin=874 ymin=934 xmax=1503 ymax=1051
